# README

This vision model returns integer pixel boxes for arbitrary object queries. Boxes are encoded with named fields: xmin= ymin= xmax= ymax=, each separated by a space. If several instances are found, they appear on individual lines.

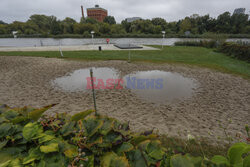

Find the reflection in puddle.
xmin=123 ymin=70 xmax=197 ymax=103
xmin=52 ymin=68 xmax=119 ymax=92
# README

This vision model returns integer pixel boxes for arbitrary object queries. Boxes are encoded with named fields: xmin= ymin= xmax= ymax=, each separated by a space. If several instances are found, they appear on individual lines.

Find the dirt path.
xmin=0 ymin=56 xmax=249 ymax=144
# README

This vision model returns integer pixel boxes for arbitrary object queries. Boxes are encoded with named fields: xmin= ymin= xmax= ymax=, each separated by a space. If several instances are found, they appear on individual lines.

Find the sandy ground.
xmin=0 ymin=56 xmax=249 ymax=144
xmin=0 ymin=44 xmax=158 ymax=52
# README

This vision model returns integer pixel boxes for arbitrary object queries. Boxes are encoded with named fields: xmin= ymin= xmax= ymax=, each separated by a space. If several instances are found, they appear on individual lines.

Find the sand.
xmin=0 ymin=56 xmax=249 ymax=144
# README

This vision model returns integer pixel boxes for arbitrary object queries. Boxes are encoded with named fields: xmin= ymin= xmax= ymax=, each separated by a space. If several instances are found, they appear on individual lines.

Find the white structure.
xmin=91 ymin=31 xmax=95 ymax=45
xmin=12 ymin=31 xmax=18 ymax=38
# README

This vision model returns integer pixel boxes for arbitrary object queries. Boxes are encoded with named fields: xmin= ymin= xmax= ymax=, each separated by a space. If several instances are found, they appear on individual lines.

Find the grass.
xmin=0 ymin=46 xmax=249 ymax=78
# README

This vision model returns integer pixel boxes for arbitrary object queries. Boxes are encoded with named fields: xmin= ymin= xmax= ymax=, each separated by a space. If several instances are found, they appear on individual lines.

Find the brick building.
xmin=87 ymin=5 xmax=108 ymax=22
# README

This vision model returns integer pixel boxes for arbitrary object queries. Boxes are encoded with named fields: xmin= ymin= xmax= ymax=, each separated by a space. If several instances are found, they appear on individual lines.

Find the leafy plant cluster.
xmin=218 ymin=42 xmax=250 ymax=62
xmin=0 ymin=104 xmax=249 ymax=167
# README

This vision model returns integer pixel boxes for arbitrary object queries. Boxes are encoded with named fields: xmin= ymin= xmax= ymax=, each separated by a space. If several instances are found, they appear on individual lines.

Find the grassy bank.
xmin=0 ymin=46 xmax=250 ymax=78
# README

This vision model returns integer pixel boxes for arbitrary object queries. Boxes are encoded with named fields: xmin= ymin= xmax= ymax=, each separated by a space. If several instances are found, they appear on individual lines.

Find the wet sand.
xmin=0 ymin=56 xmax=249 ymax=144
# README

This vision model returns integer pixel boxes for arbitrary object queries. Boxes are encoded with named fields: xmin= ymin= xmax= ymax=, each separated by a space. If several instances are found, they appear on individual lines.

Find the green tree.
xmin=180 ymin=18 xmax=192 ymax=33
xmin=80 ymin=17 xmax=98 ymax=24
xmin=49 ymin=16 xmax=62 ymax=35
xmin=103 ymin=16 xmax=116 ymax=25
xmin=216 ymin=12 xmax=231 ymax=33
xmin=151 ymin=18 xmax=167 ymax=29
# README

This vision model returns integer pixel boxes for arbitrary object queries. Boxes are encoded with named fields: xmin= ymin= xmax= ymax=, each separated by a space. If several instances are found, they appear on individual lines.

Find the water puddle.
xmin=123 ymin=70 xmax=197 ymax=103
xmin=52 ymin=68 xmax=119 ymax=92
xmin=52 ymin=68 xmax=197 ymax=104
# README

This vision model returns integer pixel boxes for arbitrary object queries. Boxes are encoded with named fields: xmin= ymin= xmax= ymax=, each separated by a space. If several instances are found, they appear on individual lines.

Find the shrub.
xmin=174 ymin=40 xmax=218 ymax=48
xmin=0 ymin=104 xmax=249 ymax=167
xmin=219 ymin=42 xmax=250 ymax=62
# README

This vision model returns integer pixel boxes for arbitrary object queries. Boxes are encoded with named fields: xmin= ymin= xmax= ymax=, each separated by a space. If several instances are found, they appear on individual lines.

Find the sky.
xmin=0 ymin=0 xmax=249 ymax=23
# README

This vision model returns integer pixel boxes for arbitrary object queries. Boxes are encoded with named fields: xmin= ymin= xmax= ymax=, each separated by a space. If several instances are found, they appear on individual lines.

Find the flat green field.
xmin=0 ymin=46 xmax=249 ymax=79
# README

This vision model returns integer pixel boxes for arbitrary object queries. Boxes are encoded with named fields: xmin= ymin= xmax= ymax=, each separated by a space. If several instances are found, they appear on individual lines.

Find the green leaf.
xmin=38 ymin=134 xmax=56 ymax=144
xmin=71 ymin=110 xmax=95 ymax=121
xmin=11 ymin=116 xmax=29 ymax=124
xmin=228 ymin=143 xmax=248 ymax=165
xmin=23 ymin=147 xmax=42 ymax=165
xmin=83 ymin=117 xmax=104 ymax=137
xmin=40 ymin=143 xmax=59 ymax=153
xmin=22 ymin=122 xmax=43 ymax=141
xmin=170 ymin=154 xmax=194 ymax=167
xmin=0 ymin=123 xmax=12 ymax=138
xmin=127 ymin=149 xmax=147 ymax=167
xmin=243 ymin=155 xmax=250 ymax=167
xmin=0 ymin=160 xmax=11 ymax=167
xmin=99 ymin=117 xmax=114 ymax=135
xmin=9 ymin=158 xmax=22 ymax=167
xmin=211 ymin=155 xmax=230 ymax=166
xmin=2 ymin=110 xmax=19 ymax=120
xmin=28 ymin=104 xmax=57 ymax=121
xmin=116 ymin=142 xmax=134 ymax=155
xmin=0 ymin=140 xmax=8 ymax=150
xmin=100 ymin=152 xmax=129 ymax=167
xmin=60 ymin=122 xmax=75 ymax=136
xmin=63 ymin=147 xmax=78 ymax=158
xmin=148 ymin=149 xmax=165 ymax=160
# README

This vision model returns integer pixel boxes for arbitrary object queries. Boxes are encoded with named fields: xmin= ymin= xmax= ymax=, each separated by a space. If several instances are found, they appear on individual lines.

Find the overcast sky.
xmin=0 ymin=0 xmax=249 ymax=23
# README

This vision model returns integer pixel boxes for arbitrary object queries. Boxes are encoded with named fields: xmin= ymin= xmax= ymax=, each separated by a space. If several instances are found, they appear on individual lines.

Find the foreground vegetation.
xmin=0 ymin=104 xmax=249 ymax=167
xmin=0 ymin=46 xmax=250 ymax=78
xmin=0 ymin=10 xmax=249 ymax=37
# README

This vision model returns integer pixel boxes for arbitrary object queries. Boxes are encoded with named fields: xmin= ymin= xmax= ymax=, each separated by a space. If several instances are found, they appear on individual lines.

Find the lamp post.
xmin=162 ymin=31 xmax=166 ymax=49
xmin=91 ymin=31 xmax=95 ymax=46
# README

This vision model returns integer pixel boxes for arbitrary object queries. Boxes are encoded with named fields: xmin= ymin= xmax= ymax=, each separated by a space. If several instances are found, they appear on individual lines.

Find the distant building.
xmin=125 ymin=17 xmax=142 ymax=23
xmin=87 ymin=5 xmax=108 ymax=22
xmin=233 ymin=8 xmax=246 ymax=14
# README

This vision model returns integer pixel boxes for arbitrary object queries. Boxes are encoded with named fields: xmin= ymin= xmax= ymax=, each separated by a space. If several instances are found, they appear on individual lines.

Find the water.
xmin=0 ymin=38 xmax=249 ymax=47
xmin=123 ymin=70 xmax=197 ymax=103
xmin=52 ymin=68 xmax=119 ymax=92
xmin=52 ymin=68 xmax=197 ymax=103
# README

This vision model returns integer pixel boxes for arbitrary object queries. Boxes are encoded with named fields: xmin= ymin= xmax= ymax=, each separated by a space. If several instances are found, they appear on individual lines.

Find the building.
xmin=125 ymin=17 xmax=142 ymax=23
xmin=233 ymin=8 xmax=246 ymax=15
xmin=87 ymin=5 xmax=108 ymax=22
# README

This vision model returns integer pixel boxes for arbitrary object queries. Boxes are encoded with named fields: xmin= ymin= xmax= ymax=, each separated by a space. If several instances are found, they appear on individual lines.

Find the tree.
xmin=62 ymin=17 xmax=76 ymax=34
xmin=180 ymin=18 xmax=192 ymax=33
xmin=0 ymin=20 xmax=7 ymax=25
xmin=103 ymin=16 xmax=116 ymax=25
xmin=216 ymin=12 xmax=232 ymax=33
xmin=49 ymin=16 xmax=62 ymax=35
xmin=151 ymin=18 xmax=167 ymax=29
xmin=80 ymin=17 xmax=98 ymax=24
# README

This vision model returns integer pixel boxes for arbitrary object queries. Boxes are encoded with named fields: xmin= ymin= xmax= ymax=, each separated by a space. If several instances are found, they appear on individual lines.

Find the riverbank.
xmin=0 ymin=46 xmax=249 ymax=78
xmin=0 ymin=44 xmax=158 ymax=52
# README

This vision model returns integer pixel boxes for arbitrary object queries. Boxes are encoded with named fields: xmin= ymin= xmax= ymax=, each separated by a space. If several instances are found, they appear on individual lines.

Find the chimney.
xmin=81 ymin=6 xmax=84 ymax=18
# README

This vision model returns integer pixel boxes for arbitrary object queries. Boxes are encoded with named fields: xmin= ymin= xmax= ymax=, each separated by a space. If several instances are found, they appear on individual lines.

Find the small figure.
xmin=106 ymin=38 xmax=110 ymax=44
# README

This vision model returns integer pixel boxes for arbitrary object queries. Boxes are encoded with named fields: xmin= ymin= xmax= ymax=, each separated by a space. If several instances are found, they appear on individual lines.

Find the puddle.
xmin=123 ymin=70 xmax=197 ymax=103
xmin=52 ymin=68 xmax=119 ymax=92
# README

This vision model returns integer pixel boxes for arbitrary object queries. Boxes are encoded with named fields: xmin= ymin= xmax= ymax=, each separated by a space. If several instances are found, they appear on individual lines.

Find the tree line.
xmin=0 ymin=11 xmax=249 ymax=37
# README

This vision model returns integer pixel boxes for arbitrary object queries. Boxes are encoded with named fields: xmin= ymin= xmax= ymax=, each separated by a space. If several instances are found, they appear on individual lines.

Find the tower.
xmin=81 ymin=6 xmax=84 ymax=18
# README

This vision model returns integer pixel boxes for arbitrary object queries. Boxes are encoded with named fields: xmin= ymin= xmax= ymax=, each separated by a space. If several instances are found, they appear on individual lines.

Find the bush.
xmin=0 ymin=104 xmax=249 ymax=167
xmin=219 ymin=42 xmax=250 ymax=62
xmin=174 ymin=40 xmax=218 ymax=48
